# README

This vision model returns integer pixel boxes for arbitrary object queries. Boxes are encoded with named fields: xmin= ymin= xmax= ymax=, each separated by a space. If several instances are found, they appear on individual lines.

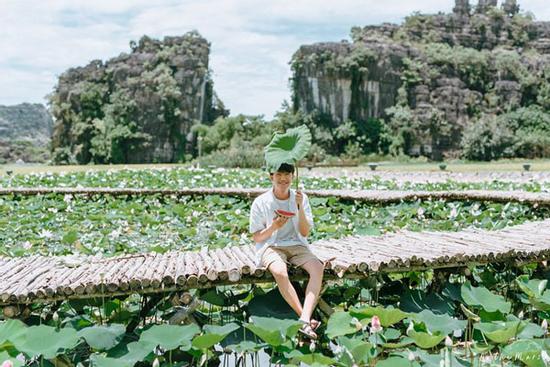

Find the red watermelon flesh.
xmin=275 ymin=209 xmax=295 ymax=217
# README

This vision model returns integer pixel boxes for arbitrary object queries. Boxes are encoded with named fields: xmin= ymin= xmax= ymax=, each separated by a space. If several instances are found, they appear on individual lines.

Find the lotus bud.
xmin=370 ymin=315 xmax=382 ymax=334
xmin=541 ymin=350 xmax=550 ymax=365
xmin=518 ymin=310 xmax=524 ymax=319
xmin=408 ymin=351 xmax=416 ymax=361
xmin=52 ymin=311 xmax=59 ymax=322
xmin=309 ymin=340 xmax=316 ymax=353
xmin=152 ymin=358 xmax=160 ymax=367
xmin=445 ymin=336 xmax=453 ymax=347
xmin=542 ymin=319 xmax=548 ymax=333
xmin=1 ymin=361 xmax=13 ymax=367
xmin=407 ymin=321 xmax=414 ymax=334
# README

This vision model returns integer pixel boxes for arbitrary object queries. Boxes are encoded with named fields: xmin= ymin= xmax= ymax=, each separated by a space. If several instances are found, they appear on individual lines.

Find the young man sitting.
xmin=249 ymin=163 xmax=324 ymax=339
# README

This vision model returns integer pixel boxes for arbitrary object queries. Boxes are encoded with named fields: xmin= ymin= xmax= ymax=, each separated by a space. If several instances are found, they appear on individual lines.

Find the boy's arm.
xmin=295 ymin=191 xmax=312 ymax=237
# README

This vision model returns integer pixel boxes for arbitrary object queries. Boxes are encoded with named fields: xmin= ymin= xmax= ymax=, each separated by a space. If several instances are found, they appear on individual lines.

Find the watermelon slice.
xmin=275 ymin=209 xmax=295 ymax=218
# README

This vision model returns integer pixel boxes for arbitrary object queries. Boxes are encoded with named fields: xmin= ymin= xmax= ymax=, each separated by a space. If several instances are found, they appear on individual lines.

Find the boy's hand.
xmin=296 ymin=190 xmax=304 ymax=210
xmin=272 ymin=214 xmax=289 ymax=230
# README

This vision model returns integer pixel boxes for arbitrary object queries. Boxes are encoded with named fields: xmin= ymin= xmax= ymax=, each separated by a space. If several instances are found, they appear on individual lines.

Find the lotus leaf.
xmin=326 ymin=311 xmax=361 ymax=339
xmin=244 ymin=316 xmax=302 ymax=346
xmin=139 ymin=324 xmax=200 ymax=351
xmin=350 ymin=306 xmax=409 ymax=327
xmin=192 ymin=323 xmax=239 ymax=349
xmin=461 ymin=282 xmax=511 ymax=313
xmin=474 ymin=321 xmax=525 ymax=344
xmin=78 ymin=324 xmax=125 ymax=351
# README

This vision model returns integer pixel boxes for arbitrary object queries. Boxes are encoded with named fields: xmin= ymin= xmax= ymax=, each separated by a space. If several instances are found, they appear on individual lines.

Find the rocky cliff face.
xmin=0 ymin=103 xmax=53 ymax=163
xmin=50 ymin=32 xmax=227 ymax=164
xmin=291 ymin=0 xmax=550 ymax=159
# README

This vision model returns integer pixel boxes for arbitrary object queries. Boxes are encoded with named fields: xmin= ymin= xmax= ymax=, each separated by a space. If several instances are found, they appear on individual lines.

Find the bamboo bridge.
xmin=1 ymin=219 xmax=549 ymax=309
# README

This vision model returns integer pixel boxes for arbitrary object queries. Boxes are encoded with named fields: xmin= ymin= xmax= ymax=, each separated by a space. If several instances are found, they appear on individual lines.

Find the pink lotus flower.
xmin=2 ymin=360 xmax=14 ymax=367
xmin=370 ymin=315 xmax=382 ymax=333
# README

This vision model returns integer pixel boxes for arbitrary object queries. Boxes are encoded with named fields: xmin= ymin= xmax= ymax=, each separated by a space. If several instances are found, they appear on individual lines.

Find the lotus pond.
xmin=1 ymin=167 xmax=549 ymax=192
xmin=1 ymin=167 xmax=550 ymax=366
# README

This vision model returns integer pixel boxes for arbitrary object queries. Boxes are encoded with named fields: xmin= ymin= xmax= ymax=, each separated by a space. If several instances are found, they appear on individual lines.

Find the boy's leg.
xmin=298 ymin=259 xmax=324 ymax=323
xmin=268 ymin=261 xmax=303 ymax=316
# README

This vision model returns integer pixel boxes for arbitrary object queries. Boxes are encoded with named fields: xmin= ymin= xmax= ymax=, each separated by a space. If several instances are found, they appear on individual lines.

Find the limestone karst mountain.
xmin=49 ymin=31 xmax=227 ymax=164
xmin=0 ymin=103 xmax=53 ymax=163
xmin=291 ymin=0 xmax=550 ymax=160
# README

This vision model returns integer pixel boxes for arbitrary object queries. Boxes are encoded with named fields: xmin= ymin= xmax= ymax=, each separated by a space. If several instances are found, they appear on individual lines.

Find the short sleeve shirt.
xmin=249 ymin=189 xmax=314 ymax=250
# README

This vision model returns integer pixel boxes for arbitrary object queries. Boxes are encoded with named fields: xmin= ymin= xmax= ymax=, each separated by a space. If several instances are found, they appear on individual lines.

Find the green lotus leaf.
xmin=78 ymin=324 xmax=126 ymax=351
xmin=474 ymin=321 xmax=525 ymax=344
xmin=411 ymin=310 xmax=467 ymax=335
xmin=517 ymin=321 xmax=545 ymax=339
xmin=350 ymin=306 xmax=409 ymax=327
xmin=461 ymin=282 xmax=511 ymax=313
xmin=223 ymin=340 xmax=265 ymax=354
xmin=382 ymin=328 xmax=402 ymax=341
xmin=326 ymin=311 xmax=361 ymax=339
xmin=413 ymin=348 xmax=470 ymax=367
xmin=502 ymin=339 xmax=550 ymax=367
xmin=515 ymin=275 xmax=547 ymax=298
xmin=11 ymin=325 xmax=79 ymax=359
xmin=192 ymin=323 xmax=240 ymax=349
xmin=335 ymin=336 xmax=373 ymax=365
xmin=375 ymin=356 xmax=410 ymax=367
xmin=89 ymin=354 xmax=135 ymax=367
xmin=244 ymin=316 xmax=302 ymax=346
xmin=0 ymin=319 xmax=27 ymax=345
xmin=139 ymin=324 xmax=200 ymax=351
xmin=89 ymin=340 xmax=157 ymax=367
xmin=406 ymin=323 xmax=446 ymax=349
xmin=285 ymin=349 xmax=337 ymax=366
xmin=264 ymin=125 xmax=311 ymax=171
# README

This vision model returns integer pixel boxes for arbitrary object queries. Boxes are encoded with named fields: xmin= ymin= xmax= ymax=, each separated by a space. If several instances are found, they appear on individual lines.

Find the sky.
xmin=1 ymin=0 xmax=549 ymax=120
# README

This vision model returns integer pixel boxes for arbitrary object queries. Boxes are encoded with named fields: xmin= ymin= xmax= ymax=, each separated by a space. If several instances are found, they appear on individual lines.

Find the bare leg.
xmin=299 ymin=259 xmax=324 ymax=323
xmin=268 ymin=261 xmax=303 ymax=316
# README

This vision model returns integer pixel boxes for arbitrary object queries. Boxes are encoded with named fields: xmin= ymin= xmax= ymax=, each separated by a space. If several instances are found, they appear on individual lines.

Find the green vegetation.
xmin=1 ymin=167 xmax=550 ymax=365
xmin=2 ymin=166 xmax=550 ymax=191
xmin=462 ymin=106 xmax=550 ymax=160
xmin=2 ymin=192 xmax=545 ymax=257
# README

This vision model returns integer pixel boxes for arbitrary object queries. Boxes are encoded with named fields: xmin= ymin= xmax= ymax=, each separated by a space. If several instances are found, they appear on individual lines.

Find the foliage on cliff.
xmin=49 ymin=32 xmax=227 ymax=165
xmin=0 ymin=103 xmax=52 ymax=163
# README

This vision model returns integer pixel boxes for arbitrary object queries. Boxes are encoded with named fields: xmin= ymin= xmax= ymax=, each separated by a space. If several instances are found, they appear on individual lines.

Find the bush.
xmin=461 ymin=115 xmax=515 ymax=161
xmin=461 ymin=106 xmax=550 ymax=160
xmin=195 ymin=137 xmax=265 ymax=168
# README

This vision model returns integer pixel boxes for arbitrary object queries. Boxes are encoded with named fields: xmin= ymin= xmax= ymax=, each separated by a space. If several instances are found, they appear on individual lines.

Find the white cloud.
xmin=0 ymin=0 xmax=548 ymax=119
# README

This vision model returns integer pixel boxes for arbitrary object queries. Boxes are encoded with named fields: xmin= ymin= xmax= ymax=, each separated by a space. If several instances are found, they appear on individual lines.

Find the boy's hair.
xmin=270 ymin=163 xmax=295 ymax=174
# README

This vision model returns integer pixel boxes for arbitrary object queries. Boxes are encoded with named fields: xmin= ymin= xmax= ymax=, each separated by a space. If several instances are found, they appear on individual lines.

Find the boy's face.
xmin=270 ymin=171 xmax=293 ymax=191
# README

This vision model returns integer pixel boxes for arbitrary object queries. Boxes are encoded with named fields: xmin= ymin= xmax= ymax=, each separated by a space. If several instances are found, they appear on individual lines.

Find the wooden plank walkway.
xmin=1 ymin=219 xmax=549 ymax=307
xmin=1 ymin=187 xmax=550 ymax=206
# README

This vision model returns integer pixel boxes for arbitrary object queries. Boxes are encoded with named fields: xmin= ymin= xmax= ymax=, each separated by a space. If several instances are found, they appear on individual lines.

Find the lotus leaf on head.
xmin=264 ymin=125 xmax=312 ymax=172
